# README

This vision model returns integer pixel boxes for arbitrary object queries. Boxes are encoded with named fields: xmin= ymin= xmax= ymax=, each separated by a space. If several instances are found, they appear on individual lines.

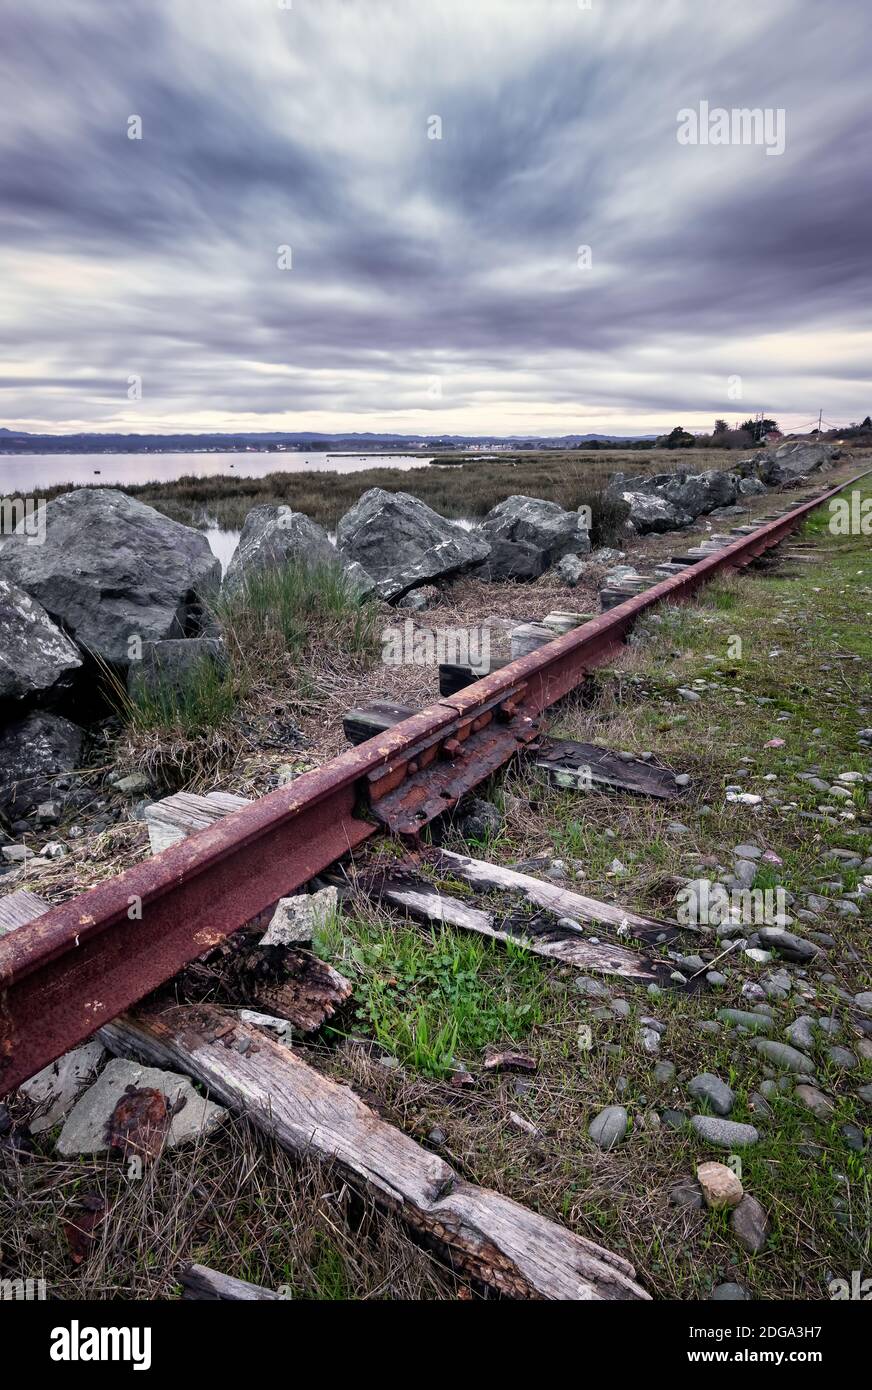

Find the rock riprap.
xmin=337 ymin=489 xmax=490 ymax=601
xmin=0 ymin=712 xmax=84 ymax=818
xmin=0 ymin=489 xmax=220 ymax=668
xmin=477 ymin=495 xmax=591 ymax=578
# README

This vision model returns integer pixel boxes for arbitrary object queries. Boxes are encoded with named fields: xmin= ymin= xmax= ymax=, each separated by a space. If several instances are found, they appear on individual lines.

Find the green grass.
xmin=321 ymin=909 xmax=544 ymax=1078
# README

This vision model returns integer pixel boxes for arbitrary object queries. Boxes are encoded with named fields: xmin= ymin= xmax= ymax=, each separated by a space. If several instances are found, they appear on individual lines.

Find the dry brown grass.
xmin=0 ymin=1120 xmax=457 ymax=1300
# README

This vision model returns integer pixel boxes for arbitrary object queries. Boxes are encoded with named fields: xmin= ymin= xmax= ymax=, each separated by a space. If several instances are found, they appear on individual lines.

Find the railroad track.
xmin=1 ymin=469 xmax=868 ymax=1097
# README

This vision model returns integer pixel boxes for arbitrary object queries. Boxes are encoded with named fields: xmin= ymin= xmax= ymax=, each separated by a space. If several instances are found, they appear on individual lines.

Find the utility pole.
xmin=816 ymin=410 xmax=822 ymax=439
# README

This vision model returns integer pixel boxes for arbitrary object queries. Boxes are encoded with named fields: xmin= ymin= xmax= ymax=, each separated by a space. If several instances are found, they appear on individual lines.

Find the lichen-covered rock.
xmin=223 ymin=505 xmax=338 ymax=594
xmin=478 ymin=495 xmax=591 ymax=572
xmin=0 ymin=576 xmax=82 ymax=701
xmin=0 ymin=712 xmax=84 ymax=819
xmin=474 ymin=537 xmax=546 ymax=582
xmin=337 ymin=489 xmax=490 ymax=601
xmin=759 ymin=441 xmax=836 ymax=484
xmin=611 ymin=490 xmax=692 ymax=534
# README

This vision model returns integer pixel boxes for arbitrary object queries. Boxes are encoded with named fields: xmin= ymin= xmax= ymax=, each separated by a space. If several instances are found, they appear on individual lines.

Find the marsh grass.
xmin=31 ymin=447 xmax=741 ymax=543
xmin=106 ymin=560 xmax=380 ymax=787
xmin=110 ymin=652 xmax=244 ymax=738
xmin=216 ymin=558 xmax=379 ymax=677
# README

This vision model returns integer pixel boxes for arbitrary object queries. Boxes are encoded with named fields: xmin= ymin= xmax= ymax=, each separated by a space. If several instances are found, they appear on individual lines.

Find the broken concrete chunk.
xmin=20 ymin=1041 xmax=106 ymax=1135
xmin=56 ymin=1058 xmax=226 ymax=1156
xmin=260 ymin=885 xmax=339 ymax=946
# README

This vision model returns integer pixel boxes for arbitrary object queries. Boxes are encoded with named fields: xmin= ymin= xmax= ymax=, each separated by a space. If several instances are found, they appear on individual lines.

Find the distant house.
xmin=763 ymin=430 xmax=783 ymax=444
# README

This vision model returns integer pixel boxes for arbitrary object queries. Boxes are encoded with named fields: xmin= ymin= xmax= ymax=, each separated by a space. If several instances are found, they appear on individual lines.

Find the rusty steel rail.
xmin=0 ymin=469 xmax=868 ymax=1094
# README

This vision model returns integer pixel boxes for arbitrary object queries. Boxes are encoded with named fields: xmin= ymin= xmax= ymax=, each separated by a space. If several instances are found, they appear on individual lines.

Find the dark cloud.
xmin=0 ymin=0 xmax=870 ymax=435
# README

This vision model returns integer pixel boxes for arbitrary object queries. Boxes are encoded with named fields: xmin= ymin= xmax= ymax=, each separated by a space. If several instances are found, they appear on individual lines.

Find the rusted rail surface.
xmin=0 ymin=469 xmax=867 ymax=1094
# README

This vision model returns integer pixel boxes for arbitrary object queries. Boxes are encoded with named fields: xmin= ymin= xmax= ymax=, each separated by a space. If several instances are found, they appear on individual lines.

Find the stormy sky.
xmin=1 ymin=0 xmax=870 ymax=438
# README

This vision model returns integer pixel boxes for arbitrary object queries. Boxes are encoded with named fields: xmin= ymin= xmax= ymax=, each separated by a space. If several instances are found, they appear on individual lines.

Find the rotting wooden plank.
xmin=343 ymin=700 xmax=419 ymax=746
xmin=0 ymin=889 xmax=51 ymax=937
xmin=179 ymin=1262 xmax=283 ymax=1301
xmin=142 ymin=798 xmax=352 ymax=1032
xmin=101 ymin=1002 xmax=649 ymax=1301
xmin=182 ymin=933 xmax=353 ymax=1033
xmin=535 ymin=738 xmax=682 ymax=799
xmin=358 ymin=873 xmax=678 ymax=987
xmin=429 ymin=848 xmax=686 ymax=946
xmin=144 ymin=790 xmax=251 ymax=854
xmin=439 ymin=657 xmax=510 ymax=697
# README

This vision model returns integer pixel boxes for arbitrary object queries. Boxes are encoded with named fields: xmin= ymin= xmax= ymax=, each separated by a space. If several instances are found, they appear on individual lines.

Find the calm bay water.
xmin=0 ymin=450 xmax=431 ymax=494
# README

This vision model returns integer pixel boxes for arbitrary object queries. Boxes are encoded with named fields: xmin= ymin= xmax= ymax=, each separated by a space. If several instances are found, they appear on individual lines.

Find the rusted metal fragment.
xmin=63 ymin=1194 xmax=108 ymax=1266
xmin=107 ymin=1084 xmax=171 ymax=1163
xmin=369 ymin=713 xmax=540 ymax=834
xmin=535 ymin=738 xmax=682 ymax=799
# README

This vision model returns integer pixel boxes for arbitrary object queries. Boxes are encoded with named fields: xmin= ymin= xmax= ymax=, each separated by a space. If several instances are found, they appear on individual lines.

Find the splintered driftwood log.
xmin=430 ymin=849 xmax=684 ymax=948
xmin=359 ymin=872 xmax=677 ymax=988
xmin=179 ymin=1263 xmax=283 ymax=1301
xmin=102 ymin=1003 xmax=649 ymax=1300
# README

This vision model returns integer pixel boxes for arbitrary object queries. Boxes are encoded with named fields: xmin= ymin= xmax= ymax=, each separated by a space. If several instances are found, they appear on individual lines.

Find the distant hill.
xmin=0 ymin=427 xmax=658 ymax=455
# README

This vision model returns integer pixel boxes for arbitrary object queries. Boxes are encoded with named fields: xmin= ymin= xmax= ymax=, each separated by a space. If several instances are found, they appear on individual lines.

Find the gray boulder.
xmin=478 ymin=496 xmax=591 ymax=572
xmin=127 ymin=637 xmax=228 ymax=702
xmin=738 ymin=475 xmax=766 ymax=496
xmin=474 ymin=538 xmax=546 ymax=582
xmin=223 ymin=505 xmax=338 ymax=594
xmin=554 ymin=553 xmax=588 ymax=586
xmin=606 ymin=469 xmax=740 ymax=524
xmin=0 ymin=712 xmax=84 ymax=819
xmin=614 ymin=490 xmax=692 ymax=534
xmin=669 ymin=469 xmax=739 ymax=514
xmin=755 ymin=927 xmax=818 ymax=963
xmin=0 ymin=576 xmax=82 ymax=701
xmin=759 ymin=441 xmax=836 ymax=485
xmin=687 ymin=1072 xmax=735 ymax=1116
xmin=337 ymin=489 xmax=490 ymax=601
xmin=0 ymin=490 xmax=220 ymax=668
xmin=691 ymin=1115 xmax=759 ymax=1148
xmin=588 ymin=1103 xmax=628 ymax=1150
xmin=342 ymin=560 xmax=378 ymax=601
